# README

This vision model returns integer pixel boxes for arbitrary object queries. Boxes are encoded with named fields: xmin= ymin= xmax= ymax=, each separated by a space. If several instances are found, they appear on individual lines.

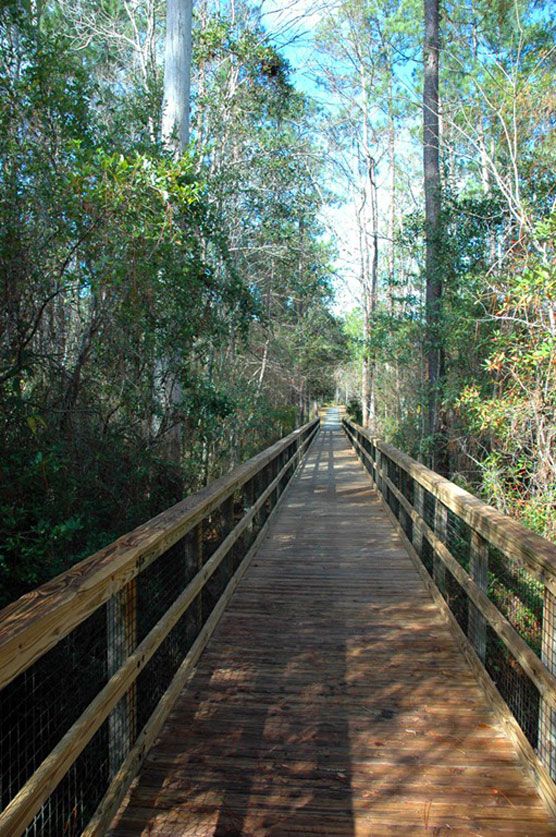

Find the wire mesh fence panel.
xmin=136 ymin=606 xmax=191 ymax=733
xmin=444 ymin=567 xmax=469 ymax=635
xmin=384 ymin=455 xmax=400 ymax=519
xmin=423 ymin=488 xmax=435 ymax=531
xmin=387 ymin=458 xmax=399 ymax=490
xmin=485 ymin=625 xmax=540 ymax=748
xmin=387 ymin=487 xmax=400 ymax=519
xmin=539 ymin=587 xmax=556 ymax=780
xmin=421 ymin=536 xmax=434 ymax=578
xmin=136 ymin=535 xmax=190 ymax=644
xmin=240 ymin=479 xmax=256 ymax=554
xmin=487 ymin=546 xmax=543 ymax=657
xmin=0 ymin=604 xmax=108 ymax=815
xmin=203 ymin=504 xmax=233 ymax=619
xmin=25 ymin=714 xmax=111 ymax=837
xmin=446 ymin=509 xmax=471 ymax=572
xmin=0 ymin=419 xmax=318 ymax=837
xmin=400 ymin=504 xmax=413 ymax=541
xmin=400 ymin=467 xmax=414 ymax=506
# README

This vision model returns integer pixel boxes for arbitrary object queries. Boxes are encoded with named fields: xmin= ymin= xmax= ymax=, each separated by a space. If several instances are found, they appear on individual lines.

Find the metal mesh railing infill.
xmin=0 ymin=418 xmax=319 ymax=836
xmin=343 ymin=418 xmax=556 ymax=812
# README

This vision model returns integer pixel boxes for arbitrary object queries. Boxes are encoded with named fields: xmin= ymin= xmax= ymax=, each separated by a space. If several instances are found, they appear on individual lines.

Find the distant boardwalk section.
xmin=110 ymin=409 xmax=555 ymax=836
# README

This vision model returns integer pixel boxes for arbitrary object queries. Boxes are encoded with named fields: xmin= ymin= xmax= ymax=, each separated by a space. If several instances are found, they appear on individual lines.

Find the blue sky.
xmin=258 ymin=0 xmax=365 ymax=311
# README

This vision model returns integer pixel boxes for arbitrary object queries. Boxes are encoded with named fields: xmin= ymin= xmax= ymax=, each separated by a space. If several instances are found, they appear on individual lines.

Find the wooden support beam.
xmin=434 ymin=498 xmax=447 ymax=595
xmin=107 ymin=580 xmax=137 ymax=778
xmin=540 ymin=589 xmax=556 ymax=781
xmin=468 ymin=531 xmax=488 ymax=662
xmin=413 ymin=482 xmax=424 ymax=558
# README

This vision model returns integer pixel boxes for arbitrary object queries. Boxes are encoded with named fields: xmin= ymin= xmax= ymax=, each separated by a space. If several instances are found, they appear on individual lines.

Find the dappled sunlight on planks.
xmin=109 ymin=414 xmax=556 ymax=836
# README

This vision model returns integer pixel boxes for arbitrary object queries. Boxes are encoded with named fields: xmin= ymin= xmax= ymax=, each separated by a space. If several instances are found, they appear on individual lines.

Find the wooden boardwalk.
xmin=110 ymin=412 xmax=556 ymax=836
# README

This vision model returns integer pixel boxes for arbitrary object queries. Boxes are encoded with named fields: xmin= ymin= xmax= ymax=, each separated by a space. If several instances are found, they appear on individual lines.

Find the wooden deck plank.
xmin=109 ymin=412 xmax=556 ymax=836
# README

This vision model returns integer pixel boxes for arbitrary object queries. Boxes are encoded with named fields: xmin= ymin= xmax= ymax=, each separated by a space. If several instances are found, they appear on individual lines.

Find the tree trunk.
xmin=423 ymin=0 xmax=445 ymax=471
xmin=362 ymin=286 xmax=370 ymax=428
xmin=162 ymin=0 xmax=192 ymax=154
xmin=387 ymin=56 xmax=396 ymax=312
xmin=160 ymin=0 xmax=192 ymax=480
xmin=356 ymin=188 xmax=372 ymax=430
xmin=367 ymin=156 xmax=378 ymax=432
xmin=359 ymin=61 xmax=379 ymax=432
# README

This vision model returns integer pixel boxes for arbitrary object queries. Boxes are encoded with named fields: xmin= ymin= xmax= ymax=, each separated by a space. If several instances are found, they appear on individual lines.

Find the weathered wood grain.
xmin=376 ymin=482 xmax=556 ymax=823
xmin=83 ymin=457 xmax=309 ymax=837
xmin=109 ymin=415 xmax=556 ymax=836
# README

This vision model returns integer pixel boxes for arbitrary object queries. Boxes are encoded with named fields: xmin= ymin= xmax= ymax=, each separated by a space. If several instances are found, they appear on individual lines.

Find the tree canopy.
xmin=1 ymin=0 xmax=556 ymax=606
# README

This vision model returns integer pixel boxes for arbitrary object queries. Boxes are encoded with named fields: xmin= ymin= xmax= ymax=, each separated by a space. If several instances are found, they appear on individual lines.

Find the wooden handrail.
xmin=343 ymin=417 xmax=556 ymax=817
xmin=345 ymin=424 xmax=556 ymax=706
xmin=0 ymin=418 xmax=319 ymax=691
xmin=345 ymin=421 xmax=556 ymax=587
xmin=0 ymin=417 xmax=320 ymax=837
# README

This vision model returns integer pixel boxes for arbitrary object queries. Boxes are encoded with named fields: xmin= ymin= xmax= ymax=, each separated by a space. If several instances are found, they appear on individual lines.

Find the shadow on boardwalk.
xmin=110 ymin=417 xmax=556 ymax=837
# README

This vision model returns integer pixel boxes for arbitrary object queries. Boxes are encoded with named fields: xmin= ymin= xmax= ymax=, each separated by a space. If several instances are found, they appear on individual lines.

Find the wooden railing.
xmin=343 ymin=418 xmax=556 ymax=817
xmin=0 ymin=418 xmax=319 ymax=837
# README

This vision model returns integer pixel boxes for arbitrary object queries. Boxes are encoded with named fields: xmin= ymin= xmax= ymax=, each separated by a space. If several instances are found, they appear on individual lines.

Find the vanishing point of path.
xmin=110 ymin=410 xmax=556 ymax=836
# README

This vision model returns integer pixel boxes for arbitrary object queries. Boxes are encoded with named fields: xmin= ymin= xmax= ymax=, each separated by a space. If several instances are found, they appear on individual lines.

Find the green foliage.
xmin=346 ymin=397 xmax=362 ymax=424
xmin=0 ymin=0 xmax=347 ymax=609
xmin=456 ymin=214 xmax=556 ymax=537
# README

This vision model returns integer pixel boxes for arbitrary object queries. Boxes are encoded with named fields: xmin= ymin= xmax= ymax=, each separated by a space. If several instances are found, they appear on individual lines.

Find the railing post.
xmin=196 ymin=523 xmax=204 ymax=625
xmin=243 ymin=477 xmax=255 ymax=547
xmin=107 ymin=579 xmax=137 ymax=777
xmin=185 ymin=523 xmax=203 ymax=634
xmin=412 ymin=481 xmax=424 ymax=558
xmin=468 ymin=531 xmax=488 ymax=661
xmin=221 ymin=494 xmax=235 ymax=581
xmin=365 ymin=438 xmax=373 ymax=479
xmin=271 ymin=454 xmax=279 ymax=506
xmin=280 ymin=448 xmax=287 ymax=494
xmin=369 ymin=442 xmax=377 ymax=485
xmin=274 ymin=453 xmax=281 ymax=500
xmin=376 ymin=447 xmax=383 ymax=495
xmin=433 ymin=500 xmax=447 ymax=594
xmin=288 ymin=441 xmax=296 ymax=483
xmin=253 ymin=467 xmax=266 ymax=530
xmin=269 ymin=456 xmax=277 ymax=508
xmin=539 ymin=588 xmax=556 ymax=779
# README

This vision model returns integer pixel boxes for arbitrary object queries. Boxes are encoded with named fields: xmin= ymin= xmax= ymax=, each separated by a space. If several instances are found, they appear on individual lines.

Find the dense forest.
xmin=0 ymin=0 xmax=346 ymax=606
xmin=318 ymin=0 xmax=556 ymax=538
xmin=1 ymin=0 xmax=555 ymax=607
